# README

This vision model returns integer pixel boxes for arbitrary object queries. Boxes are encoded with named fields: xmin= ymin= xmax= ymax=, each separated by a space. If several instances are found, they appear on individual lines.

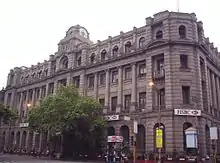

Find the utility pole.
xmin=158 ymin=89 xmax=161 ymax=163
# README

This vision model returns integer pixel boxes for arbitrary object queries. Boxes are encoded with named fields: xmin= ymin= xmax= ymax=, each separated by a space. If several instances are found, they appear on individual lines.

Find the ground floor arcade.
xmin=0 ymin=113 xmax=219 ymax=156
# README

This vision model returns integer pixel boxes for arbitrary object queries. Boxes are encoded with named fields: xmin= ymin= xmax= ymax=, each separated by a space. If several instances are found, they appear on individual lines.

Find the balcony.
xmin=153 ymin=69 xmax=165 ymax=79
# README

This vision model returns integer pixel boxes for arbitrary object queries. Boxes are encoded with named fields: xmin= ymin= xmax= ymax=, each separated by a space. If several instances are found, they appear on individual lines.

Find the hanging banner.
xmin=156 ymin=128 xmax=163 ymax=148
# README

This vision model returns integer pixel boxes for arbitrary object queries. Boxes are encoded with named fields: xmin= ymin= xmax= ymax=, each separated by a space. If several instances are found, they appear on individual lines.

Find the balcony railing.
xmin=153 ymin=69 xmax=165 ymax=79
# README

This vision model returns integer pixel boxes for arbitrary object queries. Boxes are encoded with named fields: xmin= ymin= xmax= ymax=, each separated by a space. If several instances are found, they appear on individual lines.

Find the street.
xmin=0 ymin=154 xmax=102 ymax=163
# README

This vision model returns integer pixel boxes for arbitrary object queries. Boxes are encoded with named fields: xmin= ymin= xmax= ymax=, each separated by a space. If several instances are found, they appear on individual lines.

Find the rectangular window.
xmin=139 ymin=64 xmax=146 ymax=77
xmin=139 ymin=92 xmax=146 ymax=109
xmin=159 ymin=88 xmax=165 ymax=105
xmin=182 ymin=86 xmax=190 ymax=104
xmin=99 ymin=73 xmax=106 ymax=85
xmin=99 ymin=98 xmax=105 ymax=107
xmin=124 ymin=95 xmax=131 ymax=110
xmin=35 ymin=89 xmax=40 ymax=99
xmin=73 ymin=76 xmax=80 ymax=88
xmin=88 ymin=76 xmax=94 ymax=88
xmin=111 ymin=96 xmax=117 ymax=111
xmin=157 ymin=59 xmax=164 ymax=71
xmin=180 ymin=55 xmax=188 ymax=68
xmin=125 ymin=67 xmax=132 ymax=80
xmin=48 ymin=83 xmax=54 ymax=94
xmin=111 ymin=71 xmax=118 ymax=83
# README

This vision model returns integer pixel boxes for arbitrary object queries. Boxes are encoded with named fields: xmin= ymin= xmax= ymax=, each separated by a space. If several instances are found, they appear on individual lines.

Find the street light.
xmin=26 ymin=103 xmax=31 ymax=108
xmin=149 ymin=81 xmax=162 ymax=163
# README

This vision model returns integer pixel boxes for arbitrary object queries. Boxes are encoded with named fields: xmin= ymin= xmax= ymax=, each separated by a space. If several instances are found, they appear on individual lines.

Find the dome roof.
xmin=66 ymin=24 xmax=89 ymax=39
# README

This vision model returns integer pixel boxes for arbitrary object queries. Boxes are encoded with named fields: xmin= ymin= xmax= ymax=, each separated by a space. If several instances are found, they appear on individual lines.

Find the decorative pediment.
xmin=146 ymin=40 xmax=167 ymax=49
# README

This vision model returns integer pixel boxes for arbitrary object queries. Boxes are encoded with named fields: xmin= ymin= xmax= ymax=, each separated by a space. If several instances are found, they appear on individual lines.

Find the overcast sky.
xmin=0 ymin=0 xmax=219 ymax=88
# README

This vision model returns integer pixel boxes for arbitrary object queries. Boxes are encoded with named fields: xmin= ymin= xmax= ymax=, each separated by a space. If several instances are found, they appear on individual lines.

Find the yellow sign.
xmin=156 ymin=128 xmax=163 ymax=148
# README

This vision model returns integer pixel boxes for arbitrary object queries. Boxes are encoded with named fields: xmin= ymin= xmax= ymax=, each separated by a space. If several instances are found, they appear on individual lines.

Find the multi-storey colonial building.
xmin=1 ymin=10 xmax=220 ymax=156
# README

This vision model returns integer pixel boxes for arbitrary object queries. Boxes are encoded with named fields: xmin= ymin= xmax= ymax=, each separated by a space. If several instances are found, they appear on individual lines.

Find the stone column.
xmin=131 ymin=63 xmax=137 ymax=112
xmin=38 ymin=134 xmax=42 ymax=152
xmin=45 ymin=83 xmax=49 ymax=96
xmin=66 ymin=76 xmax=71 ymax=86
xmin=79 ymin=71 xmax=85 ymax=95
xmin=104 ymin=69 xmax=110 ymax=113
xmin=204 ymin=60 xmax=211 ymax=112
xmin=116 ymin=66 xmax=123 ymax=113
xmin=38 ymin=87 xmax=42 ymax=100
xmin=94 ymin=72 xmax=98 ymax=99
xmin=25 ymin=131 xmax=29 ymax=150
xmin=211 ymin=72 xmax=217 ymax=108
xmin=207 ymin=68 xmax=213 ymax=109
xmin=215 ymin=77 xmax=220 ymax=108
xmin=53 ymin=81 xmax=58 ymax=95
xmin=31 ymin=89 xmax=35 ymax=106
xmin=19 ymin=92 xmax=23 ymax=116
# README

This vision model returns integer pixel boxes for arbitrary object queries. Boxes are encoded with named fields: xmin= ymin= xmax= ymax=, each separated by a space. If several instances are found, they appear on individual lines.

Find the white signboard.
xmin=174 ymin=109 xmax=201 ymax=116
xmin=105 ymin=115 xmax=119 ymax=121
xmin=134 ymin=120 xmax=138 ymax=134
xmin=210 ymin=127 xmax=218 ymax=140
xmin=107 ymin=136 xmax=123 ymax=142
xmin=19 ymin=123 xmax=29 ymax=128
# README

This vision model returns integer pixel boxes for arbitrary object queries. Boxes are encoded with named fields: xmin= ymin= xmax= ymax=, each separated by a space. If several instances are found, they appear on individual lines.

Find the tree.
xmin=28 ymin=85 xmax=106 ymax=156
xmin=0 ymin=103 xmax=16 ymax=124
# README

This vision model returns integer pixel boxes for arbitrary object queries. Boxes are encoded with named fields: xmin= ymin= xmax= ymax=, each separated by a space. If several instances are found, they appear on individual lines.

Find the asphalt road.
xmin=0 ymin=154 xmax=102 ymax=163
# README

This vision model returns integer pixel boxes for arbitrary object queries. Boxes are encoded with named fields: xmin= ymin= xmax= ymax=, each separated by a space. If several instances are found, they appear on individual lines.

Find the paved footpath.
xmin=0 ymin=154 xmax=102 ymax=163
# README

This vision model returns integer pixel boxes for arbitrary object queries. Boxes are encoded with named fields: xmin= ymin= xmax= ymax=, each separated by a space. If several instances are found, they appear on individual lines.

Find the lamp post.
xmin=149 ymin=82 xmax=162 ymax=163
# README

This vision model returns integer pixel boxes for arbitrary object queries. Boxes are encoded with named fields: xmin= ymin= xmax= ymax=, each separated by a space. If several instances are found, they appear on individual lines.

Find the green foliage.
xmin=28 ymin=85 xmax=106 ymax=135
xmin=0 ymin=103 xmax=17 ymax=123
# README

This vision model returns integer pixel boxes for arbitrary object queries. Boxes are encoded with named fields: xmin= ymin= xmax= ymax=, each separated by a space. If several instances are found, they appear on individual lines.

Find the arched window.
xmin=156 ymin=30 xmax=163 ymax=39
xmin=179 ymin=25 xmax=186 ymax=38
xmin=77 ymin=57 xmax=81 ymax=66
xmin=90 ymin=53 xmax=95 ymax=64
xmin=112 ymin=45 xmax=119 ymax=57
xmin=139 ymin=37 xmax=145 ymax=48
xmin=125 ymin=41 xmax=132 ymax=53
xmin=101 ymin=50 xmax=106 ymax=61
xmin=60 ymin=56 xmax=68 ymax=69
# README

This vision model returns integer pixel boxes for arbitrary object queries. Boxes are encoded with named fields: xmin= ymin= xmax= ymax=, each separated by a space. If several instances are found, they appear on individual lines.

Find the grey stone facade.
xmin=0 ymin=10 xmax=220 ymax=156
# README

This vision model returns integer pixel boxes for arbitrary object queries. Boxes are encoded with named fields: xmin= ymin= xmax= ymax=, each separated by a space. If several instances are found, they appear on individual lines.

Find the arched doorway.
xmin=8 ymin=132 xmax=14 ymax=149
xmin=137 ymin=125 xmax=146 ymax=153
xmin=107 ymin=126 xmax=115 ymax=136
xmin=1 ymin=132 xmax=6 ymax=151
xmin=183 ymin=122 xmax=193 ymax=151
xmin=154 ymin=123 xmax=166 ymax=152
xmin=120 ymin=125 xmax=130 ymax=145
xmin=16 ymin=132 xmax=20 ymax=149
xmin=205 ymin=125 xmax=211 ymax=155
xmin=28 ymin=132 xmax=33 ymax=151
xmin=21 ymin=131 xmax=27 ymax=150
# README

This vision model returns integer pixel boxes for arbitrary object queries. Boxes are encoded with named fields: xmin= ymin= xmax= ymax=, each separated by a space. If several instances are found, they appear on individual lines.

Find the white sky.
xmin=0 ymin=0 xmax=219 ymax=88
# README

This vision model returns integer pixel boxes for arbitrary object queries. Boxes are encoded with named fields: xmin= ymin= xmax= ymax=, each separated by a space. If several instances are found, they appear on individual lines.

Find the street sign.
xmin=174 ymin=109 xmax=201 ymax=116
xmin=107 ymin=136 xmax=123 ymax=142
xmin=156 ymin=128 xmax=163 ymax=148
xmin=210 ymin=127 xmax=218 ymax=140
xmin=19 ymin=122 xmax=29 ymax=128
xmin=133 ymin=121 xmax=138 ymax=134
xmin=124 ymin=116 xmax=131 ymax=121
xmin=104 ymin=115 xmax=119 ymax=121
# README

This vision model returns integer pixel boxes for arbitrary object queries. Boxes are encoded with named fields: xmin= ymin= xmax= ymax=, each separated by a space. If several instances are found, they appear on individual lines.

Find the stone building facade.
xmin=0 ymin=10 xmax=220 ymax=156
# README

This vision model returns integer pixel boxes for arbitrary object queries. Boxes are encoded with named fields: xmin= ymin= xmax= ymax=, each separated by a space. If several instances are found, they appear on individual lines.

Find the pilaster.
xmin=104 ymin=69 xmax=110 ymax=113
xmin=131 ymin=63 xmax=137 ymax=112
xmin=116 ymin=66 xmax=123 ymax=113
xmin=94 ymin=72 xmax=98 ymax=99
